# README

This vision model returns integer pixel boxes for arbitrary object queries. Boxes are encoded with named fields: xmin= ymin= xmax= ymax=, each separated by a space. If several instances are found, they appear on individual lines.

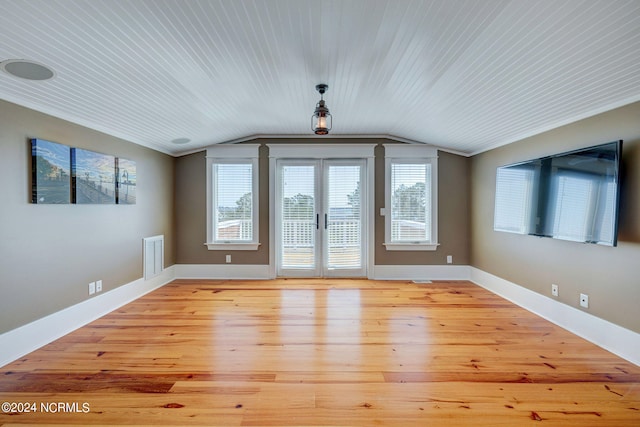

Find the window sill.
xmin=205 ymin=242 xmax=261 ymax=251
xmin=383 ymin=242 xmax=439 ymax=251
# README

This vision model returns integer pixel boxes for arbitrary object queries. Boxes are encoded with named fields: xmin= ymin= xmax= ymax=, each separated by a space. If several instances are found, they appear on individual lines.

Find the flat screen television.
xmin=494 ymin=140 xmax=622 ymax=246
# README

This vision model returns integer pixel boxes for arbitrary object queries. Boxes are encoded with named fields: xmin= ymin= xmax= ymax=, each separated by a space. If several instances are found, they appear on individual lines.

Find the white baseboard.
xmin=0 ymin=265 xmax=176 ymax=369
xmin=372 ymin=264 xmax=471 ymax=280
xmin=174 ymin=264 xmax=271 ymax=279
xmin=175 ymin=263 xmax=470 ymax=281
xmin=470 ymin=267 xmax=640 ymax=367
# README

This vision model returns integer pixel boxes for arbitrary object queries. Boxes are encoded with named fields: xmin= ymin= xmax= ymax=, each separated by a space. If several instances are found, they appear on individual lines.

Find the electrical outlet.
xmin=96 ymin=280 xmax=103 ymax=293
xmin=580 ymin=293 xmax=589 ymax=308
xmin=226 ymin=254 xmax=231 ymax=263
xmin=551 ymin=284 xmax=558 ymax=297
xmin=446 ymin=255 xmax=453 ymax=264
xmin=88 ymin=282 xmax=96 ymax=295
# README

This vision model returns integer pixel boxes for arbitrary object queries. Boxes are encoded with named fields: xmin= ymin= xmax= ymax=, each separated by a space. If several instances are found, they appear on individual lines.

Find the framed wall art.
xmin=71 ymin=148 xmax=116 ymax=204
xmin=116 ymin=158 xmax=136 ymax=204
xmin=31 ymin=138 xmax=71 ymax=204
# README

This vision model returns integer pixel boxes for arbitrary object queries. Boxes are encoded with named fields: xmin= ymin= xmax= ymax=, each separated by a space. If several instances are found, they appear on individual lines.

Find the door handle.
xmin=316 ymin=213 xmax=319 ymax=230
xmin=324 ymin=213 xmax=328 ymax=229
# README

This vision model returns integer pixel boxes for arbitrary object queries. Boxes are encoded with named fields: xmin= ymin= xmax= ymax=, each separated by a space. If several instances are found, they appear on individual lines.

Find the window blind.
xmin=327 ymin=165 xmax=361 ymax=269
xmin=214 ymin=163 xmax=253 ymax=242
xmin=548 ymin=172 xmax=595 ymax=242
xmin=598 ymin=180 xmax=616 ymax=243
xmin=390 ymin=162 xmax=431 ymax=242
xmin=494 ymin=166 xmax=535 ymax=234
xmin=280 ymin=165 xmax=316 ymax=269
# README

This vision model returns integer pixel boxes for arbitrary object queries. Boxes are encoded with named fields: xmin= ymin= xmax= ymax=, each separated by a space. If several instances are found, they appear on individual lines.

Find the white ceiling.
xmin=1 ymin=0 xmax=639 ymax=157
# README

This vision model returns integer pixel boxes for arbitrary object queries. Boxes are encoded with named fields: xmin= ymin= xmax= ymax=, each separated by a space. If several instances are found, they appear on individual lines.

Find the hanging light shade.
xmin=311 ymin=84 xmax=332 ymax=135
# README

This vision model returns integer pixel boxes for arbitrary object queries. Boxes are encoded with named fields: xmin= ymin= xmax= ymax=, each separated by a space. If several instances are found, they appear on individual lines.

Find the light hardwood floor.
xmin=1 ymin=279 xmax=639 ymax=426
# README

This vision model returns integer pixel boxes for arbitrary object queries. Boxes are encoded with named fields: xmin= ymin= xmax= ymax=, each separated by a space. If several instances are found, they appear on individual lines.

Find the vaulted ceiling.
xmin=1 ymin=0 xmax=639 ymax=156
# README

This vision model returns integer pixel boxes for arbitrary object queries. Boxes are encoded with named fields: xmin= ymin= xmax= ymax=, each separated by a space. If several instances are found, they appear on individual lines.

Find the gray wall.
xmin=175 ymin=138 xmax=471 ymax=267
xmin=471 ymin=101 xmax=640 ymax=333
xmin=0 ymin=100 xmax=175 ymax=334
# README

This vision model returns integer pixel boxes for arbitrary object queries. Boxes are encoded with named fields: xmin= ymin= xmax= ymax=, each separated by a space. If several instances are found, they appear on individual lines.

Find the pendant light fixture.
xmin=311 ymin=84 xmax=332 ymax=135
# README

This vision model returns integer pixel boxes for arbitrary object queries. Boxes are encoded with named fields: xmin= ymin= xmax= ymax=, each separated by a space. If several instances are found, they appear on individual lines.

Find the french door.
xmin=276 ymin=159 xmax=366 ymax=277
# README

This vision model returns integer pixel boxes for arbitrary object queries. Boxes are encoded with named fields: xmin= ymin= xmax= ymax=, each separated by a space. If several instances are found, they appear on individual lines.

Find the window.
xmin=206 ymin=145 xmax=260 ymax=250
xmin=384 ymin=144 xmax=438 ymax=251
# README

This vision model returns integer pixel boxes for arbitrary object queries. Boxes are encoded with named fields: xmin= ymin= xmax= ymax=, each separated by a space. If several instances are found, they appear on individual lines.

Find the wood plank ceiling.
xmin=1 ymin=0 xmax=639 ymax=156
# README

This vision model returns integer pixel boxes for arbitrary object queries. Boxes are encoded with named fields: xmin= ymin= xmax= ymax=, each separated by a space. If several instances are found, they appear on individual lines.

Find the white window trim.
xmin=205 ymin=144 xmax=260 ymax=250
xmin=383 ymin=144 xmax=439 ymax=251
xmin=267 ymin=143 xmax=376 ymax=159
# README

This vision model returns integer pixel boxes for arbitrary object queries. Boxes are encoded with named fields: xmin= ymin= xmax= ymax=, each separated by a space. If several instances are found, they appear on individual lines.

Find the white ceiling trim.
xmin=467 ymin=93 xmax=640 ymax=157
xmin=0 ymin=93 xmax=175 ymax=156
xmin=178 ymin=134 xmax=470 ymax=158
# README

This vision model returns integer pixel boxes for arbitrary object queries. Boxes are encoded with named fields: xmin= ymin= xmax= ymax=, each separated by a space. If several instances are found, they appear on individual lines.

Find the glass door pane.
xmin=324 ymin=161 xmax=365 ymax=277
xmin=278 ymin=162 xmax=319 ymax=276
xmin=276 ymin=159 xmax=366 ymax=278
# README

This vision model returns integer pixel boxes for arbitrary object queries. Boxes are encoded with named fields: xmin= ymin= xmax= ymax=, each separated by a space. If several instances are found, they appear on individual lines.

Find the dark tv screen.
xmin=494 ymin=140 xmax=622 ymax=246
